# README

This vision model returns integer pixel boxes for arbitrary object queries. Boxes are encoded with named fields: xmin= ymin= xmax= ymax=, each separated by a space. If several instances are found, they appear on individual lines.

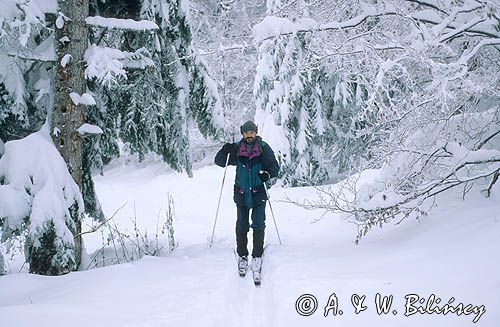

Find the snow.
xmin=0 ymin=52 xmax=25 ymax=110
xmin=446 ymin=142 xmax=500 ymax=167
xmin=33 ymin=0 xmax=58 ymax=14
xmin=55 ymin=12 xmax=70 ymax=30
xmin=0 ymin=184 xmax=30 ymax=229
xmin=0 ymin=124 xmax=84 ymax=253
xmin=85 ymin=45 xmax=127 ymax=85
xmin=77 ymin=123 xmax=103 ymax=136
xmin=55 ymin=15 xmax=64 ymax=29
xmin=85 ymin=16 xmax=159 ymax=31
xmin=69 ymin=92 xmax=80 ymax=105
xmin=85 ymin=46 xmax=154 ymax=85
xmin=255 ymin=108 xmax=291 ymax=162
xmin=34 ymin=78 xmax=50 ymax=103
xmin=69 ymin=92 xmax=96 ymax=106
xmin=1 ymin=0 xmax=500 ymax=324
xmin=61 ymin=54 xmax=71 ymax=67
xmin=252 ymin=16 xmax=318 ymax=42
xmin=59 ymin=36 xmax=70 ymax=44
xmin=1 ymin=162 xmax=498 ymax=326
xmin=356 ymin=187 xmax=408 ymax=211
xmin=253 ymin=7 xmax=406 ymax=42
xmin=80 ymin=93 xmax=97 ymax=106
xmin=0 ymin=0 xmax=55 ymax=29
xmin=411 ymin=10 xmax=443 ymax=25
xmin=33 ymin=34 xmax=56 ymax=62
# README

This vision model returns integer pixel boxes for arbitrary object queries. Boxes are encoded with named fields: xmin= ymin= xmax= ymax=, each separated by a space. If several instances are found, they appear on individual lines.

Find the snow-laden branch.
xmin=438 ymin=16 xmax=486 ymax=42
xmin=85 ymin=16 xmax=159 ymax=31
xmin=431 ymin=2 xmax=483 ymax=36
xmin=412 ymin=9 xmax=499 ymax=39
xmin=445 ymin=142 xmax=500 ymax=170
xmin=288 ymin=105 xmax=500 ymax=242
xmin=85 ymin=45 xmax=154 ymax=85
xmin=252 ymin=5 xmax=400 ymax=42
xmin=77 ymin=123 xmax=103 ymax=136
xmin=405 ymin=0 xmax=449 ymax=14
xmin=459 ymin=38 xmax=500 ymax=64
xmin=293 ymin=147 xmax=499 ymax=239
xmin=253 ymin=3 xmax=499 ymax=43
xmin=350 ymin=145 xmax=499 ymax=212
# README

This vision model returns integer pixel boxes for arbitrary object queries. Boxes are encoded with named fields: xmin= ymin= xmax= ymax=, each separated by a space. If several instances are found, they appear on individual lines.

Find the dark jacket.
xmin=215 ymin=136 xmax=279 ymax=207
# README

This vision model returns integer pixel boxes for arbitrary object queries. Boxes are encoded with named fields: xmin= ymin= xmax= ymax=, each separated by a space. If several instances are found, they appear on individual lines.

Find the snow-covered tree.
xmin=0 ymin=0 xmax=54 ymax=141
xmin=0 ymin=124 xmax=84 ymax=274
xmin=86 ymin=0 xmax=224 ymax=176
xmin=274 ymin=0 xmax=499 ymax=240
xmin=189 ymin=0 xmax=267 ymax=135
xmin=0 ymin=0 xmax=65 ymax=274
xmin=253 ymin=22 xmax=329 ymax=186
xmin=0 ymin=0 xmax=224 ymax=274
xmin=50 ymin=0 xmax=92 ymax=269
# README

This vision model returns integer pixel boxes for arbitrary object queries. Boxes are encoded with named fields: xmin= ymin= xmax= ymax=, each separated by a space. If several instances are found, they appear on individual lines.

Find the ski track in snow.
xmin=0 ymin=163 xmax=499 ymax=327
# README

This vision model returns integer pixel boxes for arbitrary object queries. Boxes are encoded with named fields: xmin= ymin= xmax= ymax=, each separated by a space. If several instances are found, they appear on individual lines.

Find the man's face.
xmin=242 ymin=131 xmax=256 ymax=144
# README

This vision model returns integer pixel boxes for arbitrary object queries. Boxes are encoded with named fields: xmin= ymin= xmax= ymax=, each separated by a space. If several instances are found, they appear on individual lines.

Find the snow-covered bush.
xmin=345 ymin=107 xmax=500 ymax=241
xmin=0 ymin=124 xmax=84 ymax=274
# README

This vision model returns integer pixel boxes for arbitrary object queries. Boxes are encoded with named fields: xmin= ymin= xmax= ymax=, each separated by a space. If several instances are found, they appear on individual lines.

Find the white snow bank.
xmin=0 ymin=162 xmax=498 ymax=326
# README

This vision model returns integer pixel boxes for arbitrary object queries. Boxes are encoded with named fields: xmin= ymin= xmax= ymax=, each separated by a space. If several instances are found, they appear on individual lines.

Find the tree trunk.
xmin=52 ymin=0 xmax=89 ymax=269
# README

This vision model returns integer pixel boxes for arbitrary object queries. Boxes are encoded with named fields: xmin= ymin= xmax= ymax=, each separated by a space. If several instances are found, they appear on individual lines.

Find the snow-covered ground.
xmin=0 ymin=162 xmax=499 ymax=327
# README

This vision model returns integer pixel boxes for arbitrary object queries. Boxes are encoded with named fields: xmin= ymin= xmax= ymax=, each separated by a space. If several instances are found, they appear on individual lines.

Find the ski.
xmin=234 ymin=249 xmax=248 ymax=277
xmin=252 ymin=257 xmax=263 ymax=287
xmin=238 ymin=256 xmax=248 ymax=277
xmin=233 ymin=245 xmax=268 ymax=285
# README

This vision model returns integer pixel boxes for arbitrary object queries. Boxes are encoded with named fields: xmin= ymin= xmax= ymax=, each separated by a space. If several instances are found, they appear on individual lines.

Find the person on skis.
xmin=214 ymin=120 xmax=280 ymax=276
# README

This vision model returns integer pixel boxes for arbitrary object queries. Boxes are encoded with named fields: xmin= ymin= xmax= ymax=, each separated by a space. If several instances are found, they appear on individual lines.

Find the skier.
xmin=214 ymin=121 xmax=280 ymax=279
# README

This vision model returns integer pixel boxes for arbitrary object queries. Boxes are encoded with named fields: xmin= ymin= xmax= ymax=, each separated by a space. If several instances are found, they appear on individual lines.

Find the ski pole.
xmin=209 ymin=152 xmax=230 ymax=248
xmin=263 ymin=182 xmax=282 ymax=245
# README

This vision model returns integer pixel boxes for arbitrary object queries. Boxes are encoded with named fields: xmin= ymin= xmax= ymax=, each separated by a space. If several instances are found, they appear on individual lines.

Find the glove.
xmin=222 ymin=143 xmax=234 ymax=154
xmin=258 ymin=170 xmax=270 ymax=182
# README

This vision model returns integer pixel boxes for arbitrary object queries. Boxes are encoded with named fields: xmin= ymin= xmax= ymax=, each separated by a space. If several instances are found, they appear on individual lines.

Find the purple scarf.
xmin=238 ymin=142 xmax=261 ymax=160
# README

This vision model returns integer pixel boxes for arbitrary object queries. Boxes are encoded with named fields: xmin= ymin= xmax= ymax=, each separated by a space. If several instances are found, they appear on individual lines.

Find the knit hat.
xmin=240 ymin=120 xmax=258 ymax=134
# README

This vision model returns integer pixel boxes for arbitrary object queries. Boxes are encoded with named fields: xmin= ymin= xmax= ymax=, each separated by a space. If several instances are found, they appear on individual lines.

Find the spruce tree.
xmin=254 ymin=31 xmax=329 ymax=186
